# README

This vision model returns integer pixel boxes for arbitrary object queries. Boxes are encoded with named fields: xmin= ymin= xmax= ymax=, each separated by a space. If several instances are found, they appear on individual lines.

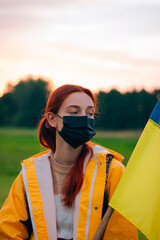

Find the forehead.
xmin=61 ymin=92 xmax=94 ymax=108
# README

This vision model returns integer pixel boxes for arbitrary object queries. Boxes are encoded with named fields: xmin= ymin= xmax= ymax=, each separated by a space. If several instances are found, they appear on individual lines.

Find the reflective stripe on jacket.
xmin=0 ymin=142 xmax=138 ymax=239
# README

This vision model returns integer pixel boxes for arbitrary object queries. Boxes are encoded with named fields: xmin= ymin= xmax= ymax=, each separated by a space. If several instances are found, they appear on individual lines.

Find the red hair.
xmin=38 ymin=84 xmax=96 ymax=207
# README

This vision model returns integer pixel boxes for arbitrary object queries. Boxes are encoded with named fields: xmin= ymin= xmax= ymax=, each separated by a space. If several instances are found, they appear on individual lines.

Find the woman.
xmin=0 ymin=84 xmax=138 ymax=240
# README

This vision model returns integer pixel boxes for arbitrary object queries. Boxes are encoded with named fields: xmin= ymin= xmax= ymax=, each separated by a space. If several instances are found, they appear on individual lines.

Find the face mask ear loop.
xmin=52 ymin=113 xmax=63 ymax=133
xmin=50 ymin=111 xmax=63 ymax=119
xmin=55 ymin=114 xmax=63 ymax=119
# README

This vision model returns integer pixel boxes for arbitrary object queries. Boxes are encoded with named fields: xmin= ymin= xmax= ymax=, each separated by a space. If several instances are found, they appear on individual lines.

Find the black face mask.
xmin=56 ymin=115 xmax=96 ymax=149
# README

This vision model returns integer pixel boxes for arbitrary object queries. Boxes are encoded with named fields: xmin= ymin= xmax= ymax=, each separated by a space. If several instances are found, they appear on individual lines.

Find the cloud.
xmin=107 ymin=0 xmax=160 ymax=4
xmin=0 ymin=0 xmax=77 ymax=9
xmin=0 ymin=0 xmax=160 ymax=95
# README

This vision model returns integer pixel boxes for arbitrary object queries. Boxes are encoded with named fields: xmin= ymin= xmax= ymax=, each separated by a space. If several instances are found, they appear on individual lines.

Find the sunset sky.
xmin=1 ymin=0 xmax=160 ymax=96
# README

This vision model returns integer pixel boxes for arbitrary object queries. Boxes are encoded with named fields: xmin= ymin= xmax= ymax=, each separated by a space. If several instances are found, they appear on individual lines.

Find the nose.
xmin=81 ymin=110 xmax=87 ymax=116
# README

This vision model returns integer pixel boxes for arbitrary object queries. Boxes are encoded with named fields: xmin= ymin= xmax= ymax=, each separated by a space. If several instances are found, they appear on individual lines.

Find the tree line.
xmin=96 ymin=89 xmax=159 ymax=130
xmin=0 ymin=78 xmax=50 ymax=127
xmin=0 ymin=77 xmax=159 ymax=130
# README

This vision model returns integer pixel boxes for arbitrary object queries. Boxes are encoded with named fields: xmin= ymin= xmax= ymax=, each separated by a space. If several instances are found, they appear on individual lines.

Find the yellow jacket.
xmin=0 ymin=143 xmax=138 ymax=239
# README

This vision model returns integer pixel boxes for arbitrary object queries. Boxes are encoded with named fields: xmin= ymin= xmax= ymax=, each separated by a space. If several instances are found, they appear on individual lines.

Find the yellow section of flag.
xmin=109 ymin=116 xmax=160 ymax=239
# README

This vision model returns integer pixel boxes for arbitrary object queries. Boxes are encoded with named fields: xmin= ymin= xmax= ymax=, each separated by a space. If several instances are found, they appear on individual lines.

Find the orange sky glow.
xmin=0 ymin=0 xmax=160 ymax=96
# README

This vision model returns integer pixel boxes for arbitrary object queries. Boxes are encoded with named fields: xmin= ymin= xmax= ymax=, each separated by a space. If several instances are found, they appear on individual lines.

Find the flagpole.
xmin=92 ymin=206 xmax=113 ymax=240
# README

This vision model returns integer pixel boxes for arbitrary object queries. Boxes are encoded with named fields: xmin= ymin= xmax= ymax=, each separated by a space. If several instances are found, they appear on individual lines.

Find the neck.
xmin=53 ymin=132 xmax=82 ymax=166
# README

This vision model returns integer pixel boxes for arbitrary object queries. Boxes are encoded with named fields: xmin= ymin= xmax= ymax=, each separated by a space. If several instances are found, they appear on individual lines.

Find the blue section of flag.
xmin=150 ymin=99 xmax=160 ymax=126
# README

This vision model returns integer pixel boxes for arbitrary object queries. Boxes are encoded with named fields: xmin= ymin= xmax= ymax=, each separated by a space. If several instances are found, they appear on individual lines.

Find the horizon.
xmin=2 ymin=74 xmax=160 ymax=97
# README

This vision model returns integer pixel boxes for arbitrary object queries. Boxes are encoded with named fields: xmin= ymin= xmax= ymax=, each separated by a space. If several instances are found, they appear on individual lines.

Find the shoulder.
xmin=108 ymin=158 xmax=125 ymax=183
xmin=88 ymin=141 xmax=125 ymax=176
xmin=21 ymin=150 xmax=51 ymax=168
xmin=89 ymin=142 xmax=124 ymax=161
xmin=109 ymin=158 xmax=125 ymax=172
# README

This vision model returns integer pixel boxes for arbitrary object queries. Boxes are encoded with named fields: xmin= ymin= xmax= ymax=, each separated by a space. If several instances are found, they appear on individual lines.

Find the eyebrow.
xmin=66 ymin=105 xmax=95 ymax=110
xmin=66 ymin=105 xmax=80 ymax=109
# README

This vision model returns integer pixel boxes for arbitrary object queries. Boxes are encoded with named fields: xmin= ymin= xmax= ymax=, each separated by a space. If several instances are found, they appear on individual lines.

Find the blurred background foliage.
xmin=0 ymin=77 xmax=50 ymax=127
xmin=96 ymin=88 xmax=160 ymax=130
xmin=0 ymin=76 xmax=159 ymax=129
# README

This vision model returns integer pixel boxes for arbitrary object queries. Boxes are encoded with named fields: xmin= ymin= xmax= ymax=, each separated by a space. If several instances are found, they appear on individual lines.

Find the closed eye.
xmin=70 ymin=111 xmax=78 ymax=115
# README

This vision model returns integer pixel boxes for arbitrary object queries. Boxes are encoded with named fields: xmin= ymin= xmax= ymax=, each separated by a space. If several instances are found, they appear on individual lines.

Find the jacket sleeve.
xmin=0 ymin=171 xmax=30 ymax=239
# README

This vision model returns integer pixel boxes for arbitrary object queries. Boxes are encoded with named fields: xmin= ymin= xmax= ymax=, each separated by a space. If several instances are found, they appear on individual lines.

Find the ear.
xmin=47 ymin=112 xmax=57 ymax=128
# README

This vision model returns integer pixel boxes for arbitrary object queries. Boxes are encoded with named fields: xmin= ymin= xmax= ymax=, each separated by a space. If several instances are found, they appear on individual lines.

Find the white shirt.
xmin=55 ymin=194 xmax=74 ymax=239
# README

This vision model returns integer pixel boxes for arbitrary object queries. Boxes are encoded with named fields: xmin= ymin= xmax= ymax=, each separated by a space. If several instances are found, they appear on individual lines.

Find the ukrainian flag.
xmin=109 ymin=99 xmax=160 ymax=240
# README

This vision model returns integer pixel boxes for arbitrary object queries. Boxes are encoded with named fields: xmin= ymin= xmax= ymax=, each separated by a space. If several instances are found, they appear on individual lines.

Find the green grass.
xmin=0 ymin=127 xmax=46 ymax=207
xmin=0 ymin=127 xmax=45 ymax=176
xmin=0 ymin=127 xmax=147 ymax=239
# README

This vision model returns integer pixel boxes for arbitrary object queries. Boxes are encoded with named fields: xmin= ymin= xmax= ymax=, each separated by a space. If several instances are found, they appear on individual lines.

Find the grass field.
xmin=0 ymin=127 xmax=147 ymax=239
